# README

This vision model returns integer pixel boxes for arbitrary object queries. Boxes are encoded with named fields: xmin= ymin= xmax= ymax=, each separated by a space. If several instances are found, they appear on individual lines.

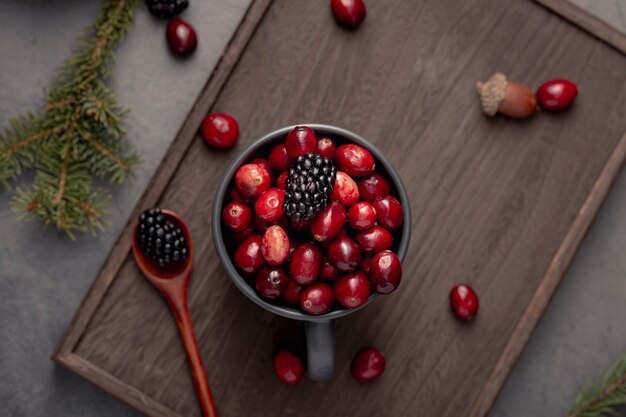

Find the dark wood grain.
xmin=55 ymin=1 xmax=626 ymax=417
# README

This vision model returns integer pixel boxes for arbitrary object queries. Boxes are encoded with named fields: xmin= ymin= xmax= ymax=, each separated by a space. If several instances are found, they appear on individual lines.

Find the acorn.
xmin=476 ymin=73 xmax=537 ymax=119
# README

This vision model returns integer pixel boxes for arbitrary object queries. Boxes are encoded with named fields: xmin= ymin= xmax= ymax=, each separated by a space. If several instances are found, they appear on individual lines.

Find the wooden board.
xmin=54 ymin=1 xmax=626 ymax=417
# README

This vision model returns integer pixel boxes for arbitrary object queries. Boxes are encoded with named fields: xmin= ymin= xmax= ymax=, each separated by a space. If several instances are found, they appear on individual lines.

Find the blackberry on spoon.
xmin=145 ymin=0 xmax=189 ymax=19
xmin=137 ymin=208 xmax=189 ymax=267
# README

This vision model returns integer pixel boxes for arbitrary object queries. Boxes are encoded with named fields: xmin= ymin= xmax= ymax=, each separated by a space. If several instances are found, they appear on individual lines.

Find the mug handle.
xmin=304 ymin=320 xmax=335 ymax=380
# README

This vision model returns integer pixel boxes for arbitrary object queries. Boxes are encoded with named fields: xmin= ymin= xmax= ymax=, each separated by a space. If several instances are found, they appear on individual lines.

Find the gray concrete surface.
xmin=0 ymin=1 xmax=624 ymax=417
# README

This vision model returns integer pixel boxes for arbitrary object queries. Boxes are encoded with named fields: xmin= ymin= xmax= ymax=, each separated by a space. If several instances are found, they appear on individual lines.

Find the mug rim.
xmin=212 ymin=124 xmax=412 ymax=323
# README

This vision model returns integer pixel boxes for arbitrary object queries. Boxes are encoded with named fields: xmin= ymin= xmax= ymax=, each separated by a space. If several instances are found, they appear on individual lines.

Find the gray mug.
xmin=212 ymin=124 xmax=411 ymax=380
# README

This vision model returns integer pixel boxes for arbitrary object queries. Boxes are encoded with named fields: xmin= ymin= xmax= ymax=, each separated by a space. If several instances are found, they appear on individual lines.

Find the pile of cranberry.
xmin=221 ymin=126 xmax=404 ymax=316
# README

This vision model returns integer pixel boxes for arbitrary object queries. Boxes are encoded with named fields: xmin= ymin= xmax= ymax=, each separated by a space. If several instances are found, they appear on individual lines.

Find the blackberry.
xmin=145 ymin=0 xmax=189 ymax=19
xmin=283 ymin=153 xmax=337 ymax=220
xmin=137 ymin=208 xmax=189 ymax=267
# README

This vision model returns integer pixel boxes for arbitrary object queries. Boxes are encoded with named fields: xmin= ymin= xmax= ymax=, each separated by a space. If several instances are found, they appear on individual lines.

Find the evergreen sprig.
xmin=567 ymin=352 xmax=626 ymax=417
xmin=0 ymin=0 xmax=142 ymax=238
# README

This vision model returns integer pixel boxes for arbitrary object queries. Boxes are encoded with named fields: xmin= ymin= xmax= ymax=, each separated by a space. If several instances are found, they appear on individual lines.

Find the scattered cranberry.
xmin=300 ymin=283 xmax=334 ymax=315
xmin=261 ymin=225 xmax=290 ymax=266
xmin=289 ymin=242 xmax=323 ymax=285
xmin=334 ymin=272 xmax=370 ymax=308
xmin=372 ymin=195 xmax=403 ymax=231
xmin=222 ymin=202 xmax=252 ymax=233
xmin=320 ymin=257 xmax=339 ymax=281
xmin=327 ymin=236 xmax=361 ymax=272
xmin=269 ymin=143 xmax=291 ymax=171
xmin=231 ymin=225 xmax=254 ymax=244
xmin=347 ymin=202 xmax=377 ymax=230
xmin=351 ymin=347 xmax=385 ymax=382
xmin=330 ymin=0 xmax=366 ymax=30
xmin=290 ymin=216 xmax=312 ymax=233
xmin=311 ymin=202 xmax=347 ymax=242
xmin=201 ymin=113 xmax=239 ymax=149
xmin=369 ymin=250 xmax=402 ymax=294
xmin=235 ymin=163 xmax=271 ymax=198
xmin=234 ymin=235 xmax=265 ymax=274
xmin=335 ymin=144 xmax=375 ymax=177
xmin=317 ymin=137 xmax=337 ymax=159
xmin=166 ymin=18 xmax=197 ymax=56
xmin=255 ymin=188 xmax=285 ymax=222
xmin=255 ymin=267 xmax=289 ymax=300
xmin=355 ymin=226 xmax=393 ymax=254
xmin=536 ymin=79 xmax=578 ymax=111
xmin=450 ymin=284 xmax=479 ymax=320
xmin=275 ymin=171 xmax=289 ymax=190
xmin=283 ymin=280 xmax=303 ymax=305
xmin=273 ymin=350 xmax=305 ymax=385
xmin=331 ymin=171 xmax=359 ymax=206
xmin=285 ymin=126 xmax=317 ymax=159
xmin=357 ymin=173 xmax=391 ymax=202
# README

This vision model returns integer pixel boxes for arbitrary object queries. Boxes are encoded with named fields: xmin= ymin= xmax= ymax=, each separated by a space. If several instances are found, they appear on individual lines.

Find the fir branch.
xmin=567 ymin=352 xmax=626 ymax=417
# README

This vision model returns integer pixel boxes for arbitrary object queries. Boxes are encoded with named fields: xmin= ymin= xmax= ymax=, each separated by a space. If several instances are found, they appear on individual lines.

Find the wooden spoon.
xmin=132 ymin=209 xmax=218 ymax=417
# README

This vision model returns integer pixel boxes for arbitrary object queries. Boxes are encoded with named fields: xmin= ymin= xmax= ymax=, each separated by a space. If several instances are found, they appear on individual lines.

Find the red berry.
xmin=334 ymin=144 xmax=375 ymax=177
xmin=331 ymin=171 xmax=359 ymax=207
xmin=320 ymin=256 xmax=339 ymax=281
xmin=369 ymin=250 xmax=402 ymax=294
xmin=201 ymin=113 xmax=239 ymax=149
xmin=275 ymin=171 xmax=289 ymax=190
xmin=235 ymin=163 xmax=271 ymax=198
xmin=166 ymin=18 xmax=197 ymax=56
xmin=351 ymin=347 xmax=385 ymax=382
xmin=536 ymin=79 xmax=578 ymax=111
xmin=222 ymin=202 xmax=252 ymax=232
xmin=234 ymin=235 xmax=265 ymax=274
xmin=360 ymin=256 xmax=373 ymax=274
xmin=269 ymin=143 xmax=291 ymax=171
xmin=450 ymin=284 xmax=479 ymax=320
xmin=283 ymin=280 xmax=303 ymax=305
xmin=330 ymin=0 xmax=366 ymax=30
xmin=285 ymin=126 xmax=317 ymax=159
xmin=255 ymin=188 xmax=285 ymax=222
xmin=290 ymin=216 xmax=313 ymax=233
xmin=300 ymin=283 xmax=334 ymax=315
xmin=289 ymin=242 xmax=323 ymax=285
xmin=273 ymin=350 xmax=305 ymax=385
xmin=261 ymin=225 xmax=290 ymax=266
xmin=255 ymin=267 xmax=289 ymax=300
xmin=334 ymin=272 xmax=370 ymax=308
xmin=347 ymin=202 xmax=377 ymax=230
xmin=311 ymin=202 xmax=347 ymax=242
xmin=355 ymin=226 xmax=393 ymax=254
xmin=357 ymin=173 xmax=391 ymax=202
xmin=372 ymin=195 xmax=403 ymax=231
xmin=327 ymin=236 xmax=361 ymax=272
xmin=317 ymin=137 xmax=337 ymax=159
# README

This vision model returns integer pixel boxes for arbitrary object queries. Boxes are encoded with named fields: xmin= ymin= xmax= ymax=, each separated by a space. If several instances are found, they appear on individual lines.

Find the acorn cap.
xmin=476 ymin=73 xmax=507 ymax=116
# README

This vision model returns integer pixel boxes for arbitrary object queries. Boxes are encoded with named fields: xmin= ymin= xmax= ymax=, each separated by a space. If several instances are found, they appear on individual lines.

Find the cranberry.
xmin=450 ymin=284 xmax=479 ymax=320
xmin=222 ymin=202 xmax=252 ymax=232
xmin=358 ymin=173 xmax=391 ymax=202
xmin=351 ymin=347 xmax=385 ymax=382
xmin=255 ymin=188 xmax=285 ymax=222
xmin=536 ymin=79 xmax=578 ymax=111
xmin=347 ymin=202 xmax=377 ymax=230
xmin=234 ymin=235 xmax=265 ymax=274
xmin=289 ymin=242 xmax=323 ymax=285
xmin=320 ymin=256 xmax=339 ymax=281
xmin=201 ymin=113 xmax=239 ymax=149
xmin=283 ymin=280 xmax=303 ymax=305
xmin=331 ymin=171 xmax=359 ymax=207
xmin=355 ymin=226 xmax=393 ymax=254
xmin=261 ymin=225 xmax=290 ymax=266
xmin=231 ymin=225 xmax=254 ymax=244
xmin=255 ymin=267 xmax=289 ymax=300
xmin=290 ymin=216 xmax=312 ymax=233
xmin=334 ymin=144 xmax=375 ymax=177
xmin=369 ymin=250 xmax=402 ymax=294
xmin=273 ymin=350 xmax=305 ymax=385
xmin=334 ymin=272 xmax=370 ymax=308
xmin=360 ymin=256 xmax=373 ymax=274
xmin=317 ymin=137 xmax=337 ymax=159
xmin=269 ymin=143 xmax=291 ymax=171
xmin=166 ymin=18 xmax=197 ymax=56
xmin=275 ymin=171 xmax=289 ymax=190
xmin=300 ymin=283 xmax=334 ymax=315
xmin=311 ymin=202 xmax=347 ymax=242
xmin=235 ymin=163 xmax=271 ymax=198
xmin=327 ymin=236 xmax=361 ymax=272
xmin=285 ymin=126 xmax=317 ymax=159
xmin=372 ymin=195 xmax=403 ymax=231
xmin=330 ymin=0 xmax=366 ymax=30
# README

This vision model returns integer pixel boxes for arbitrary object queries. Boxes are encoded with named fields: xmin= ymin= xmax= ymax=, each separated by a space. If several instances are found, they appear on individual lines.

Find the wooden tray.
xmin=54 ymin=1 xmax=626 ymax=416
